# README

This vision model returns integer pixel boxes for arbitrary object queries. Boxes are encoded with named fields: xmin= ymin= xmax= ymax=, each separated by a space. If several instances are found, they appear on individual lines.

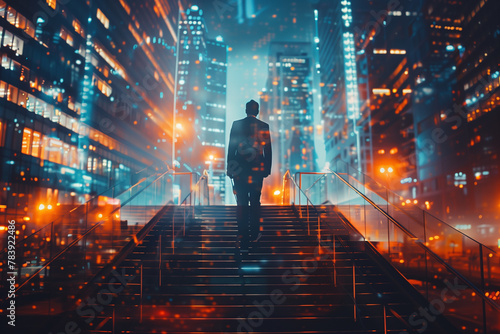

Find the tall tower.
xmin=316 ymin=0 xmax=362 ymax=172
xmin=261 ymin=42 xmax=317 ymax=201
xmin=205 ymin=37 xmax=228 ymax=203
xmin=174 ymin=4 xmax=227 ymax=202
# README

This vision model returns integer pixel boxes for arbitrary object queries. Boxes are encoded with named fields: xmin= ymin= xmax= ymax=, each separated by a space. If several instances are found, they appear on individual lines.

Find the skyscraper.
xmin=315 ymin=0 xmax=363 ymax=173
xmin=261 ymin=41 xmax=317 ymax=201
xmin=0 ymin=0 xmax=181 ymax=217
xmin=174 ymin=4 xmax=227 ymax=202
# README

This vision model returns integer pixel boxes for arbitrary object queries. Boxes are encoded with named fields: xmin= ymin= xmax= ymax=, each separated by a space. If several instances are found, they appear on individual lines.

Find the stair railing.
xmin=296 ymin=169 xmax=500 ymax=334
xmin=0 ymin=162 xmax=169 ymax=260
xmin=171 ymin=170 xmax=210 ymax=252
xmin=2 ymin=168 xmax=175 ymax=316
xmin=284 ymin=169 xmax=412 ymax=331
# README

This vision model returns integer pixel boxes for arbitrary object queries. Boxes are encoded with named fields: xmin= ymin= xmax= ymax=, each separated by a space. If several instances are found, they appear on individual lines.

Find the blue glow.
xmin=241 ymin=266 xmax=261 ymax=271
xmin=446 ymin=45 xmax=455 ymax=52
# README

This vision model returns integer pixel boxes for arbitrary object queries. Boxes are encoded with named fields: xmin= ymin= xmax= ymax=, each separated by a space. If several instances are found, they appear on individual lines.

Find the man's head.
xmin=246 ymin=100 xmax=259 ymax=116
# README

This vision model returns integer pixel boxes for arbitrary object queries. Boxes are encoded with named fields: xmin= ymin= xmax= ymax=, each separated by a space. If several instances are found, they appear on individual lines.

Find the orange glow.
xmin=176 ymin=123 xmax=183 ymax=130
xmin=98 ymin=213 xmax=103 ymax=219
xmin=23 ymin=217 xmax=30 ymax=221
xmin=47 ymin=205 xmax=53 ymax=210
xmin=193 ymin=86 xmax=199 ymax=91
xmin=0 ymin=226 xmax=6 ymax=231
xmin=39 ymin=204 xmax=45 ymax=210
xmin=380 ymin=167 xmax=385 ymax=173
xmin=274 ymin=190 xmax=281 ymax=196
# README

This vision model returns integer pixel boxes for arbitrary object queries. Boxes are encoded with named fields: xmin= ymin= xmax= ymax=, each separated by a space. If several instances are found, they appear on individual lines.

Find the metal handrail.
xmin=285 ymin=171 xmax=414 ymax=332
xmin=4 ymin=164 xmax=168 ymax=256
xmin=11 ymin=170 xmax=172 ymax=297
xmin=333 ymin=164 xmax=497 ymax=253
xmin=328 ymin=169 xmax=500 ymax=312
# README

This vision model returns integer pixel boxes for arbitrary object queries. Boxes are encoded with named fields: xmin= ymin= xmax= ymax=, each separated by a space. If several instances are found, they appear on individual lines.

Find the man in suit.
xmin=227 ymin=100 xmax=272 ymax=251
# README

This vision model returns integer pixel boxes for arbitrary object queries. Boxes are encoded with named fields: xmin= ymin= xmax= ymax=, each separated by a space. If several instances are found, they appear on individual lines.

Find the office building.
xmin=0 ymin=0 xmax=181 ymax=220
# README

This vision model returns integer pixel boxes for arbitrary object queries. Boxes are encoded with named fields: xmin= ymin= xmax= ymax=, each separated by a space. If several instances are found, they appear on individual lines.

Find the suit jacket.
xmin=227 ymin=116 xmax=272 ymax=179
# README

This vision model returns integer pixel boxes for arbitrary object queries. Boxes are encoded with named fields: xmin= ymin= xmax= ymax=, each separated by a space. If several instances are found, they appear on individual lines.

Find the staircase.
xmin=54 ymin=205 xmax=454 ymax=334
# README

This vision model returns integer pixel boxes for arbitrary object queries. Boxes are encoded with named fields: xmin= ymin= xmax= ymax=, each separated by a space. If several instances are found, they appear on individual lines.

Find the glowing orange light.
xmin=387 ymin=167 xmax=393 ymax=173
xmin=406 ymin=199 xmax=411 ymax=204
xmin=380 ymin=167 xmax=385 ymax=173
xmin=413 ymin=199 xmax=418 ymax=204
xmin=193 ymin=86 xmax=199 ymax=91
xmin=23 ymin=217 xmax=30 ymax=221
xmin=274 ymin=190 xmax=281 ymax=196
xmin=0 ymin=226 xmax=6 ymax=231
xmin=176 ymin=123 xmax=183 ymax=130
xmin=39 ymin=204 xmax=45 ymax=210
xmin=47 ymin=205 xmax=53 ymax=210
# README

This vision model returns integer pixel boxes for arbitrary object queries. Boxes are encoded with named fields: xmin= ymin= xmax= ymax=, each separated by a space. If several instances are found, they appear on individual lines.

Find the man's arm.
xmin=226 ymin=122 xmax=238 ymax=178
xmin=263 ymin=124 xmax=272 ymax=177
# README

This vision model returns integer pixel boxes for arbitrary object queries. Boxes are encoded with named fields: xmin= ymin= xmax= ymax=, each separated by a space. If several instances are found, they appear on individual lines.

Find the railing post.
xmin=299 ymin=173 xmax=302 ymax=208
xmin=479 ymin=244 xmax=487 ymax=334
xmin=352 ymin=263 xmax=357 ymax=322
xmin=317 ymin=216 xmax=321 ymax=244
xmin=383 ymin=305 xmax=387 ymax=334
xmin=333 ymin=236 xmax=337 ymax=287
xmin=423 ymin=211 xmax=429 ymax=300
xmin=112 ymin=306 xmax=116 ymax=334
xmin=172 ymin=210 xmax=175 ymax=254
xmin=140 ymin=264 xmax=143 ymax=323
xmin=158 ymin=234 xmax=162 ymax=287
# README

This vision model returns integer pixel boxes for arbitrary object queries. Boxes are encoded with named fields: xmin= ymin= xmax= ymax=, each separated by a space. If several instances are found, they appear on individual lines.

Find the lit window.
xmin=72 ymin=19 xmax=84 ymax=37
xmin=372 ymin=88 xmax=391 ymax=96
xmin=94 ymin=75 xmax=112 ymax=97
xmin=46 ymin=0 xmax=56 ymax=10
xmin=48 ymin=138 xmax=63 ymax=164
xmin=390 ymin=49 xmax=406 ymax=55
xmin=119 ymin=0 xmax=131 ymax=14
xmin=22 ymin=128 xmax=32 ymax=155
xmin=0 ymin=121 xmax=3 ymax=147
xmin=32 ymin=131 xmax=41 ymax=158
xmin=97 ymin=9 xmax=110 ymax=29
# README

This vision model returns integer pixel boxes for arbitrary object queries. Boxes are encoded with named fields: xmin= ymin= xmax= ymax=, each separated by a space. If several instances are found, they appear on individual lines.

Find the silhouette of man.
xmin=227 ymin=100 xmax=272 ymax=251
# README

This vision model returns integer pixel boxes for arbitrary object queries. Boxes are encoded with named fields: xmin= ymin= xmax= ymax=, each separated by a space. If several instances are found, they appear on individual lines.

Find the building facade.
xmin=174 ymin=4 xmax=227 ymax=202
xmin=261 ymin=41 xmax=317 ymax=201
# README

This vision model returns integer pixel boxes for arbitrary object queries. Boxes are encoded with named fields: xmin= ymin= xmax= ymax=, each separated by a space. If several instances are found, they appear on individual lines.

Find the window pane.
xmin=22 ymin=128 xmax=32 ymax=155
xmin=7 ymin=84 xmax=18 ymax=103
xmin=32 ymin=131 xmax=41 ymax=157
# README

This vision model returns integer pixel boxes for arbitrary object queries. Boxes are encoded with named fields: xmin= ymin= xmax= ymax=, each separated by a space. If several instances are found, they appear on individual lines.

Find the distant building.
xmin=408 ymin=0 xmax=464 ymax=219
xmin=315 ymin=0 xmax=363 ymax=173
xmin=174 ymin=5 xmax=227 ymax=202
xmin=261 ymin=41 xmax=317 ymax=200
xmin=356 ymin=1 xmax=418 ymax=197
